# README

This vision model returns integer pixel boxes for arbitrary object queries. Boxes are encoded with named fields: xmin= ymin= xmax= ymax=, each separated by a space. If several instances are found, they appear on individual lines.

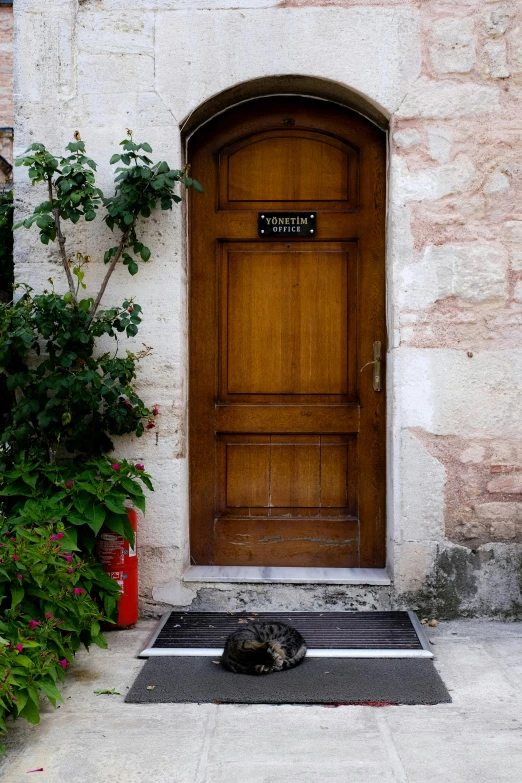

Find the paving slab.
xmin=0 ymin=619 xmax=521 ymax=783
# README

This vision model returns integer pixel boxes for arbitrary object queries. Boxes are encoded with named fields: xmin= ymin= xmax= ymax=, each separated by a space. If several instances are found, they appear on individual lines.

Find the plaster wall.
xmin=13 ymin=0 xmax=522 ymax=617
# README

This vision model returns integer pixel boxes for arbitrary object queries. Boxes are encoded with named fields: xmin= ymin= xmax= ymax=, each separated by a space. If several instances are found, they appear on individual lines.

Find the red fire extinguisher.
xmin=95 ymin=509 xmax=138 ymax=628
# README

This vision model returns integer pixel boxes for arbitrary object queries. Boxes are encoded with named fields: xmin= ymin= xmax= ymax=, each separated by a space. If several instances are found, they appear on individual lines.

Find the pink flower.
xmin=66 ymin=481 xmax=73 ymax=489
xmin=59 ymin=659 xmax=68 ymax=670
xmin=12 ymin=554 xmax=18 ymax=561
xmin=123 ymin=400 xmax=133 ymax=410
xmin=145 ymin=421 xmax=155 ymax=430
xmin=63 ymin=555 xmax=73 ymax=563
xmin=111 ymin=463 xmax=120 ymax=471
xmin=67 ymin=568 xmax=73 ymax=574
xmin=45 ymin=612 xmax=52 ymax=619
xmin=17 ymin=574 xmax=23 ymax=579
xmin=135 ymin=463 xmax=145 ymax=471
xmin=14 ymin=644 xmax=23 ymax=652
xmin=51 ymin=532 xmax=64 ymax=541
xmin=152 ymin=405 xmax=160 ymax=416
xmin=29 ymin=620 xmax=40 ymax=630
xmin=73 ymin=587 xmax=84 ymax=595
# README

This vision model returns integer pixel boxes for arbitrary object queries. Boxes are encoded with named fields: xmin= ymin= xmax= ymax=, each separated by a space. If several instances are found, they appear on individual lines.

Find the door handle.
xmin=360 ymin=341 xmax=382 ymax=392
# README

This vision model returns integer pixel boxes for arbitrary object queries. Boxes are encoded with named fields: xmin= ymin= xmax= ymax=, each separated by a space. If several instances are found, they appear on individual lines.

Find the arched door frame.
xmin=182 ymin=83 xmax=393 ymax=578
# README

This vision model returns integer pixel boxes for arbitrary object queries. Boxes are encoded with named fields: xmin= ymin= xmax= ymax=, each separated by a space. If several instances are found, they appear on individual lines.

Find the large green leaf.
xmin=120 ymin=478 xmax=144 ymax=498
xmin=104 ymin=495 xmax=127 ymax=515
xmin=14 ymin=655 xmax=34 ymax=669
xmin=130 ymin=494 xmax=145 ymax=514
xmin=11 ymin=586 xmax=24 ymax=609
xmin=19 ymin=697 xmax=40 ymax=725
xmin=83 ymin=504 xmax=106 ymax=534
xmin=37 ymin=679 xmax=64 ymax=704
xmin=15 ymin=689 xmax=28 ymax=716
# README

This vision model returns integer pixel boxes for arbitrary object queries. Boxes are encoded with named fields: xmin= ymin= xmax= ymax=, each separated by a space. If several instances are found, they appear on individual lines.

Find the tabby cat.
xmin=221 ymin=621 xmax=307 ymax=675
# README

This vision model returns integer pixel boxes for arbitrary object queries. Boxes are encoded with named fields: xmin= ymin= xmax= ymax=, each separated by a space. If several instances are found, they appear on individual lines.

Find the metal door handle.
xmin=360 ymin=341 xmax=382 ymax=391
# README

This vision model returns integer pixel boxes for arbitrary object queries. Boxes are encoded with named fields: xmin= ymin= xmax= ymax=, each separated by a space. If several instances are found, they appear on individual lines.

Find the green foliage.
xmin=15 ymin=132 xmax=202 ymax=282
xmin=0 ymin=455 xmax=152 ymax=551
xmin=0 ymin=520 xmax=121 ymax=752
xmin=103 ymin=135 xmax=202 ymax=275
xmin=14 ymin=141 xmax=102 ymax=242
xmin=0 ymin=288 xmax=152 ymax=457
xmin=0 ymin=132 xmax=201 ymax=752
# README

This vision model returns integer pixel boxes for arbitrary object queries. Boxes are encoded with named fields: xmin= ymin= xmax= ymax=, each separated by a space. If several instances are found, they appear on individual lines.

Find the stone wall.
xmin=13 ymin=0 xmax=522 ymax=617
xmin=0 ymin=3 xmax=12 ymax=181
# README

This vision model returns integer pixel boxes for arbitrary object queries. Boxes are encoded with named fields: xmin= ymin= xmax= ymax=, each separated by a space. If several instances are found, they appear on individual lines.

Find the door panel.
xmin=222 ymin=130 xmax=358 ymax=207
xmin=222 ymin=242 xmax=357 ymax=400
xmin=189 ymin=97 xmax=386 ymax=568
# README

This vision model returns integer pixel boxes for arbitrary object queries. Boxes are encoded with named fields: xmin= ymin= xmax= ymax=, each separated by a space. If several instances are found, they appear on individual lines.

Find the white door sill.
xmin=183 ymin=566 xmax=391 ymax=585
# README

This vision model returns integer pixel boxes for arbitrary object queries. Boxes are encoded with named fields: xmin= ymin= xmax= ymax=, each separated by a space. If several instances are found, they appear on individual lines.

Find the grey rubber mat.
xmin=125 ymin=657 xmax=451 ymax=705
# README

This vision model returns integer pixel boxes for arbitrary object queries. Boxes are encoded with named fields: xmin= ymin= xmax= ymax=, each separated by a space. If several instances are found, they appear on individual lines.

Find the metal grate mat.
xmin=140 ymin=611 xmax=433 ymax=659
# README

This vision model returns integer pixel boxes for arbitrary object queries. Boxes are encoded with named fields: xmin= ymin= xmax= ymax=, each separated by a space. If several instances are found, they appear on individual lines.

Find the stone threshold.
xmin=183 ymin=566 xmax=391 ymax=585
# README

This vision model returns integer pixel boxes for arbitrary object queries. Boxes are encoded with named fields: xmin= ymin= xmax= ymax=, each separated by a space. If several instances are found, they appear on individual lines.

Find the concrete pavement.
xmin=1 ymin=619 xmax=521 ymax=782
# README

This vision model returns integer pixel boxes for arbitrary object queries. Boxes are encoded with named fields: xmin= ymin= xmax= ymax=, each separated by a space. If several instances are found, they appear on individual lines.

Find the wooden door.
xmin=188 ymin=97 xmax=386 ymax=568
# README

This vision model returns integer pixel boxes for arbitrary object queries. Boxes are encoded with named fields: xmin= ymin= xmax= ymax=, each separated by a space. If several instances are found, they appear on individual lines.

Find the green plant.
xmin=0 ymin=286 xmax=154 ymax=458
xmin=14 ymin=133 xmax=201 ymax=318
xmin=1 ymin=455 xmax=152 ymax=551
xmin=2 ymin=132 xmax=200 ymax=461
xmin=0 ymin=133 xmax=202 ymax=751
xmin=0 ymin=520 xmax=121 ymax=753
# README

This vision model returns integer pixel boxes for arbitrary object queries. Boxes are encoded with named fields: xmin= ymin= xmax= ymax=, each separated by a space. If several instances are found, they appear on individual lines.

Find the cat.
xmin=221 ymin=621 xmax=307 ymax=675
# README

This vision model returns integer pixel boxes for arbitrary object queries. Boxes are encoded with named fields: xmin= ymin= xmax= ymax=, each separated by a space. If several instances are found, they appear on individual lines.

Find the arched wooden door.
xmin=188 ymin=97 xmax=386 ymax=568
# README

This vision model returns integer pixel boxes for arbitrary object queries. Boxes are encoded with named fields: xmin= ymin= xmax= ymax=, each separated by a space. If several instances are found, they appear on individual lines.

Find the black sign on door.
xmin=258 ymin=212 xmax=316 ymax=237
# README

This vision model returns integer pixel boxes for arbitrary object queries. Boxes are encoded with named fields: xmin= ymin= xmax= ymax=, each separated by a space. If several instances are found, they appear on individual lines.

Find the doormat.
xmin=139 ymin=611 xmax=433 ymax=659
xmin=125 ymin=657 xmax=451 ymax=705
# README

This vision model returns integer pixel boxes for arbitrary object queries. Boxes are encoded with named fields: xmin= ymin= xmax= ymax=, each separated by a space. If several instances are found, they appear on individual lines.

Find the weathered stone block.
xmin=393 ymin=541 xmax=438 ymax=594
xmin=397 ymin=78 xmax=500 ymax=119
xmin=460 ymin=445 xmax=486 ymax=464
xmin=502 ymin=221 xmax=522 ymax=242
xmin=484 ymin=8 xmax=512 ymax=36
xmin=482 ymin=39 xmax=510 ymax=78
xmin=399 ymin=431 xmax=445 ymax=543
xmin=485 ymin=171 xmax=510 ymax=194
xmin=393 ymin=128 xmax=421 ymax=149
xmin=77 ymin=10 xmax=154 ymax=55
xmin=78 ymin=54 xmax=154 ymax=94
xmin=513 ymin=280 xmax=522 ymax=303
xmin=510 ymin=27 xmax=522 ymax=81
xmin=155 ymin=8 xmax=422 ymax=120
xmin=488 ymin=474 xmax=522 ymax=494
xmin=401 ymin=154 xmax=475 ymax=202
xmin=396 ymin=348 xmax=522 ymax=439
xmin=400 ymin=242 xmax=508 ymax=309
xmin=427 ymin=127 xmax=453 ymax=163
xmin=430 ymin=17 xmax=475 ymax=74
xmin=474 ymin=502 xmax=522 ymax=520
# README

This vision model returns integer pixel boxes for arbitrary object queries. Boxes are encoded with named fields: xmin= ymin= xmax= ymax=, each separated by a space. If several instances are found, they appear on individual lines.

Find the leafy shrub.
xmin=0 ymin=287 xmax=153 ymax=457
xmin=0 ymin=132 xmax=202 ymax=752
xmin=0 ymin=520 xmax=120 ymax=752
xmin=0 ymin=455 xmax=152 ymax=551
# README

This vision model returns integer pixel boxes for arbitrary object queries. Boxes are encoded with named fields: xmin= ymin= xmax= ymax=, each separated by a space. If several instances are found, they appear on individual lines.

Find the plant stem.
xmin=86 ymin=224 xmax=133 ymax=326
xmin=48 ymin=177 xmax=78 ymax=307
